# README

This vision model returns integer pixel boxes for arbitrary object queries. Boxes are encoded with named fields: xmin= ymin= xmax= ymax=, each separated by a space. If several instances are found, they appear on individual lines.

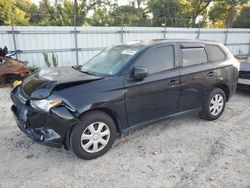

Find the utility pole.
xmin=164 ymin=17 xmax=167 ymax=39
xmin=73 ymin=0 xmax=79 ymax=65
xmin=120 ymin=14 xmax=124 ymax=43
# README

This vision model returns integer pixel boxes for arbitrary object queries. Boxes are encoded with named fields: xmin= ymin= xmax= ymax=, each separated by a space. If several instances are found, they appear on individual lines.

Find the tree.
xmin=130 ymin=0 xmax=147 ymax=8
xmin=15 ymin=0 xmax=46 ymax=25
xmin=209 ymin=0 xmax=248 ymax=28
xmin=89 ymin=0 xmax=150 ymax=26
xmin=109 ymin=4 xmax=150 ymax=26
xmin=54 ymin=0 xmax=76 ymax=26
xmin=147 ymin=0 xmax=213 ymax=27
xmin=0 ymin=0 xmax=29 ymax=25
xmin=233 ymin=6 xmax=250 ymax=28
xmin=20 ymin=0 xmax=112 ymax=26
xmin=147 ymin=0 xmax=185 ymax=27
xmin=179 ymin=0 xmax=213 ymax=27
xmin=89 ymin=8 xmax=111 ymax=26
xmin=32 ymin=0 xmax=56 ymax=25
xmin=28 ymin=3 xmax=44 ymax=25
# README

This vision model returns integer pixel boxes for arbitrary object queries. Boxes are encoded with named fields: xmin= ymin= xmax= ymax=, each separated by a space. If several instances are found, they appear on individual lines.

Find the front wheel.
xmin=200 ymin=88 xmax=226 ymax=121
xmin=70 ymin=111 xmax=117 ymax=160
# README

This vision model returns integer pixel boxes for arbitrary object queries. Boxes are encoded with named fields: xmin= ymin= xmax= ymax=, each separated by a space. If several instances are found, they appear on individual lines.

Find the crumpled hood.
xmin=20 ymin=66 xmax=102 ymax=99
xmin=240 ymin=58 xmax=250 ymax=72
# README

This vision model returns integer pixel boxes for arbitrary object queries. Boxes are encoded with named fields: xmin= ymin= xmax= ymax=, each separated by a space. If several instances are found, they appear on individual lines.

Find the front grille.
xmin=239 ymin=71 xmax=250 ymax=79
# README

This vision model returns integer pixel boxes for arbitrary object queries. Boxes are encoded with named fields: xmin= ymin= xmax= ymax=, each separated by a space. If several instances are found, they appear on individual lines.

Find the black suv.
xmin=11 ymin=39 xmax=239 ymax=160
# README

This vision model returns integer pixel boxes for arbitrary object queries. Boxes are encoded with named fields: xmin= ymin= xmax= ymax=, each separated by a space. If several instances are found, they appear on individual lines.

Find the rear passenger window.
xmin=136 ymin=46 xmax=174 ymax=74
xmin=181 ymin=48 xmax=208 ymax=67
xmin=206 ymin=45 xmax=226 ymax=62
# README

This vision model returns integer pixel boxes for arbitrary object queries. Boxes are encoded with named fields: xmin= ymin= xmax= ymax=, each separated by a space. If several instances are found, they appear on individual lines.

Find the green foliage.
xmin=0 ymin=0 xmax=29 ymax=25
xmin=147 ymin=0 xmax=185 ymax=27
xmin=42 ymin=53 xmax=50 ymax=67
xmin=0 ymin=0 xmax=249 ymax=28
xmin=233 ymin=6 xmax=250 ymax=28
xmin=89 ymin=8 xmax=111 ymax=26
xmin=42 ymin=53 xmax=58 ymax=68
xmin=208 ymin=0 xmax=249 ymax=28
xmin=179 ymin=0 xmax=213 ymax=27
xmin=52 ymin=53 xmax=58 ymax=67
xmin=110 ymin=5 xmax=150 ymax=26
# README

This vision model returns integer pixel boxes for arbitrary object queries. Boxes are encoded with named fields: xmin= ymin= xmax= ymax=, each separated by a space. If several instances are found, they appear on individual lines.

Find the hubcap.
xmin=209 ymin=94 xmax=224 ymax=116
xmin=80 ymin=122 xmax=110 ymax=153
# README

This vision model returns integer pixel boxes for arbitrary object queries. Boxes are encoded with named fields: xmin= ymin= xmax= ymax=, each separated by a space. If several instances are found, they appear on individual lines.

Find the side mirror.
xmin=132 ymin=66 xmax=149 ymax=81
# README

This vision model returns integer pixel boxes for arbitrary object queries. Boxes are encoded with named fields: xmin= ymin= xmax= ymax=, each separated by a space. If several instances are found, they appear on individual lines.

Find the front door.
xmin=125 ymin=44 xmax=181 ymax=126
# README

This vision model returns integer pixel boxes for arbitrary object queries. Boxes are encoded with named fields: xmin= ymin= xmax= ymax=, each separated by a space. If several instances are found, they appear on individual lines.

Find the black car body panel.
xmin=21 ymin=66 xmax=102 ymax=100
xmin=238 ymin=58 xmax=250 ymax=90
xmin=11 ymin=86 xmax=77 ymax=147
xmin=11 ymin=39 xmax=239 ymax=149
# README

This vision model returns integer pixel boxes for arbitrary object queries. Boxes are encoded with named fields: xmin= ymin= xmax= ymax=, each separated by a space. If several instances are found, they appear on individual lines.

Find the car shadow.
xmin=236 ymin=89 xmax=250 ymax=97
xmin=10 ymin=111 xmax=202 ymax=162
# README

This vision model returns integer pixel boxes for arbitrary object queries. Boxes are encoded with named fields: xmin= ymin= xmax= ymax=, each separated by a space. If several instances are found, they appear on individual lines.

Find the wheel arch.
xmin=64 ymin=107 xmax=122 ymax=150
xmin=215 ymin=84 xmax=230 ymax=102
xmin=88 ymin=107 xmax=122 ymax=134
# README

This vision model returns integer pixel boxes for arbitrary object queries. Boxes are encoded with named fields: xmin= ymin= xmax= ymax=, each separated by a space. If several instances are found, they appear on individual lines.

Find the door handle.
xmin=207 ymin=71 xmax=216 ymax=77
xmin=168 ymin=80 xmax=180 ymax=87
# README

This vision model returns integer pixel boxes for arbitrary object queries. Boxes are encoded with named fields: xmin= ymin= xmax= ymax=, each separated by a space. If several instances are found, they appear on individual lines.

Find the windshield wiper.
xmin=72 ymin=66 xmax=94 ymax=75
xmin=80 ymin=69 xmax=96 ymax=76
xmin=72 ymin=65 xmax=82 ymax=71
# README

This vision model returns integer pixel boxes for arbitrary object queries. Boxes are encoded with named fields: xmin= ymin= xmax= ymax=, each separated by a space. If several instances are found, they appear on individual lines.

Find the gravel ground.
xmin=0 ymin=87 xmax=250 ymax=188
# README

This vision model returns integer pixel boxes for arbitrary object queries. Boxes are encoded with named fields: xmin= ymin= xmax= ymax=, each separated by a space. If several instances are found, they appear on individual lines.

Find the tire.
xmin=200 ymin=88 xmax=226 ymax=121
xmin=71 ymin=111 xmax=117 ymax=160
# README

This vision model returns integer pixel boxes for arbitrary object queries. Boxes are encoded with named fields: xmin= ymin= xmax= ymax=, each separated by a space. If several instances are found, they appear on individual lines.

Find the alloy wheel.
xmin=209 ymin=94 xmax=224 ymax=116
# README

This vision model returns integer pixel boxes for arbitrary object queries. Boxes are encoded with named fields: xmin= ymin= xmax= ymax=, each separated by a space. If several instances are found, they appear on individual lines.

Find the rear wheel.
xmin=200 ymin=88 xmax=226 ymax=121
xmin=71 ymin=111 xmax=117 ymax=160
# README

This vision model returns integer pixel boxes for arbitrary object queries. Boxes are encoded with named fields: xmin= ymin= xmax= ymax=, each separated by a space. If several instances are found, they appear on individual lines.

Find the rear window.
xmin=206 ymin=45 xmax=226 ymax=62
xmin=181 ymin=47 xmax=208 ymax=67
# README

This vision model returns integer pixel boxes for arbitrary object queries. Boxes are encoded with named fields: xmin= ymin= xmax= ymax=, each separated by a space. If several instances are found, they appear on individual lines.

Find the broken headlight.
xmin=30 ymin=99 xmax=62 ymax=112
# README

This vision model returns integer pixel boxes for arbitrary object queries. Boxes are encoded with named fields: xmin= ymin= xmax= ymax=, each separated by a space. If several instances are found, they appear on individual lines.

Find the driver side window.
xmin=136 ymin=45 xmax=175 ymax=75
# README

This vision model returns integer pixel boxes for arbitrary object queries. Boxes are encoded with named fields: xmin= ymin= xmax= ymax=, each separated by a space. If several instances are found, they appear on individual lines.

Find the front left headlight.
xmin=30 ymin=99 xmax=62 ymax=112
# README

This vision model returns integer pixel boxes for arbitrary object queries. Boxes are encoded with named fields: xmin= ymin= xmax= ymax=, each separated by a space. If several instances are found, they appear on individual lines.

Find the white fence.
xmin=0 ymin=26 xmax=250 ymax=68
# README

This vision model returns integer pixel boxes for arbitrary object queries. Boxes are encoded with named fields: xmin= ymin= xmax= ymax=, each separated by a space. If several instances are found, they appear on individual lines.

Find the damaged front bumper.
xmin=10 ymin=86 xmax=78 ymax=149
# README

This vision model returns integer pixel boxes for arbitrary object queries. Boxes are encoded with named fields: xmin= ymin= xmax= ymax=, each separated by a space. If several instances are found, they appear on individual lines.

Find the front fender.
xmin=76 ymin=101 xmax=125 ymax=131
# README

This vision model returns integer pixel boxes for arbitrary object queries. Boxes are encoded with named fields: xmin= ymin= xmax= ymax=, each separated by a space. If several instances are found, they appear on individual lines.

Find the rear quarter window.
xmin=181 ymin=47 xmax=208 ymax=67
xmin=206 ymin=45 xmax=226 ymax=62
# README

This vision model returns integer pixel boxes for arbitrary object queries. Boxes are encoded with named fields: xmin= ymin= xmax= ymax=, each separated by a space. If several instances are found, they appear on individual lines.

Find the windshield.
xmin=81 ymin=46 xmax=141 ymax=76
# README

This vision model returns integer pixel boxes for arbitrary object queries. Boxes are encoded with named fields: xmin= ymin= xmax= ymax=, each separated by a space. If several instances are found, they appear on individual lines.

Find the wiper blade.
xmin=80 ymin=69 xmax=95 ymax=76
xmin=72 ymin=66 xmax=93 ymax=75
xmin=72 ymin=65 xmax=82 ymax=71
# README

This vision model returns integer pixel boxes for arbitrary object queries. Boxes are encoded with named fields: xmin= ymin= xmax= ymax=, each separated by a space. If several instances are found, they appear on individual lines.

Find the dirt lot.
xmin=0 ymin=87 xmax=250 ymax=188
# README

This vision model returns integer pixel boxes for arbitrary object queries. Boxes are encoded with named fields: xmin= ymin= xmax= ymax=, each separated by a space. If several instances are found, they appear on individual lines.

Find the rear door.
xmin=178 ymin=43 xmax=217 ymax=111
xmin=125 ymin=44 xmax=181 ymax=125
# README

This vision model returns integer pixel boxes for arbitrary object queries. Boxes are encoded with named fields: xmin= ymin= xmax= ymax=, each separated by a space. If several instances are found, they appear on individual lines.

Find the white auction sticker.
xmin=121 ymin=49 xmax=138 ymax=56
